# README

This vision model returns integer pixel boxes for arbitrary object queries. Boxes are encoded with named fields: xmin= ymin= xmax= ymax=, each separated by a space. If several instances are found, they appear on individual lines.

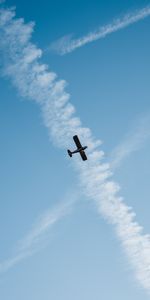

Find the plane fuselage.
xmin=72 ymin=146 xmax=87 ymax=154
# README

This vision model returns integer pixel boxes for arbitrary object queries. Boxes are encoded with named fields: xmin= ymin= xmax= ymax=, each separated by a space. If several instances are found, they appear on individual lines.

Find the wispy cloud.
xmin=50 ymin=6 xmax=150 ymax=55
xmin=0 ymin=196 xmax=74 ymax=273
xmin=110 ymin=115 xmax=150 ymax=170
xmin=1 ymin=7 xmax=150 ymax=292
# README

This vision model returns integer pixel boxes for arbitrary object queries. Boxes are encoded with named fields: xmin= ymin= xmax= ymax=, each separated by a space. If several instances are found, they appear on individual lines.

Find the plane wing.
xmin=73 ymin=135 xmax=82 ymax=149
xmin=80 ymin=150 xmax=87 ymax=161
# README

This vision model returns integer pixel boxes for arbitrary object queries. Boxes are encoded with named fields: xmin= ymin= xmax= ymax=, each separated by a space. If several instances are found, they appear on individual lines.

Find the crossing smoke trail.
xmin=110 ymin=115 xmax=150 ymax=170
xmin=51 ymin=5 xmax=150 ymax=55
xmin=0 ymin=196 xmax=74 ymax=273
xmin=0 ymin=6 xmax=150 ymax=292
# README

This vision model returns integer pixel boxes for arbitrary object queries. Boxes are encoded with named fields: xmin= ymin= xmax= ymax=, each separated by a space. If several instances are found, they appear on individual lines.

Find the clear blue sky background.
xmin=0 ymin=0 xmax=150 ymax=299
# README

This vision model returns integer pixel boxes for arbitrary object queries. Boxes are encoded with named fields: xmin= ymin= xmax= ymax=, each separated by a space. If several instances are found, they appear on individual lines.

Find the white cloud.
xmin=1 ymin=7 xmax=150 ymax=292
xmin=50 ymin=6 xmax=150 ymax=55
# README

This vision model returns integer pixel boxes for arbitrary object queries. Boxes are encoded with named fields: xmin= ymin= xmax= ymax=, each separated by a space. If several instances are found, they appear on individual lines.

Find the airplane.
xmin=67 ymin=135 xmax=88 ymax=161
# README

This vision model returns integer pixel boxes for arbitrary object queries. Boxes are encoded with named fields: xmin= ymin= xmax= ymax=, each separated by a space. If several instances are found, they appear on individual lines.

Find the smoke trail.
xmin=111 ymin=114 xmax=150 ymax=170
xmin=0 ymin=196 xmax=74 ymax=273
xmin=0 ymin=7 xmax=150 ymax=292
xmin=50 ymin=6 xmax=150 ymax=55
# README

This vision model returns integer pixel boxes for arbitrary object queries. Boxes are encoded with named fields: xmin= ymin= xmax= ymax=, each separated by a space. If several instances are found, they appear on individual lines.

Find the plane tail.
xmin=67 ymin=149 xmax=72 ymax=157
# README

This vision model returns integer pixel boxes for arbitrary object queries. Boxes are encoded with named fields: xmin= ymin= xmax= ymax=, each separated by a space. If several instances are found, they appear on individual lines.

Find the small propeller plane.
xmin=67 ymin=135 xmax=88 ymax=161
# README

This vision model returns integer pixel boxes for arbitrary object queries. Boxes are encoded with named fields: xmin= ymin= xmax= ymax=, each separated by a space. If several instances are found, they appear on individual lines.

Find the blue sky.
xmin=0 ymin=0 xmax=150 ymax=299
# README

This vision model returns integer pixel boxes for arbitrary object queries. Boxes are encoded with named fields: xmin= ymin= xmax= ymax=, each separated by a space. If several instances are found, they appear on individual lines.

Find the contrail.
xmin=0 ymin=196 xmax=74 ymax=273
xmin=0 ymin=7 xmax=150 ymax=292
xmin=50 ymin=5 xmax=150 ymax=55
xmin=110 ymin=114 xmax=150 ymax=170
